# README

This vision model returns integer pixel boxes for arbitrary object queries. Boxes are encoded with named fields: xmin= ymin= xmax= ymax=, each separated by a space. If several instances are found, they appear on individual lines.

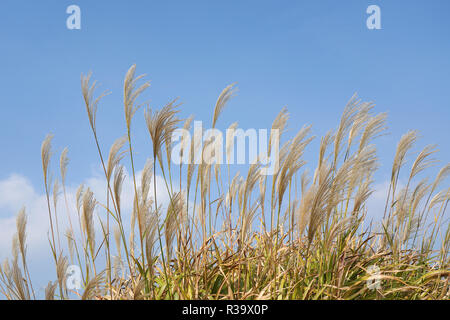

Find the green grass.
xmin=0 ymin=65 xmax=448 ymax=300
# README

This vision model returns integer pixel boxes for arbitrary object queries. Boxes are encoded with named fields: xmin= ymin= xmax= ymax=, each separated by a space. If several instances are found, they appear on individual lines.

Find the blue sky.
xmin=0 ymin=0 xmax=449 ymax=296
xmin=1 ymin=0 xmax=449 ymax=185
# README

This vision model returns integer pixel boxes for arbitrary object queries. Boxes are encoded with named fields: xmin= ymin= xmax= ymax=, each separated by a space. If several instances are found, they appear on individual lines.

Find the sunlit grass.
xmin=0 ymin=65 xmax=448 ymax=300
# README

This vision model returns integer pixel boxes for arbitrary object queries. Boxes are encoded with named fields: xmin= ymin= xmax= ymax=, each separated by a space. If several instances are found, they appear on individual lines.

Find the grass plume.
xmin=1 ymin=65 xmax=448 ymax=300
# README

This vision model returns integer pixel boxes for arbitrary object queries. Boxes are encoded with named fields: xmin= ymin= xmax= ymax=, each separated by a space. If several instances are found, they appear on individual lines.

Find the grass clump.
xmin=0 ymin=65 xmax=448 ymax=300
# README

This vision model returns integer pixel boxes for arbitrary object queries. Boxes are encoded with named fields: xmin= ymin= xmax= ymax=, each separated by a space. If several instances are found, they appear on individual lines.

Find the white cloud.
xmin=0 ymin=174 xmax=49 ymax=260
xmin=0 ymin=174 xmax=39 ymax=214
xmin=0 ymin=169 xmax=171 ymax=295
xmin=365 ymin=180 xmax=407 ymax=222
xmin=365 ymin=180 xmax=390 ymax=221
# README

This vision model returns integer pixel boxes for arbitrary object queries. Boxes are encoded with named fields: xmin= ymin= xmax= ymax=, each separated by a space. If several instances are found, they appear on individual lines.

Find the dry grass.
xmin=0 ymin=65 xmax=448 ymax=300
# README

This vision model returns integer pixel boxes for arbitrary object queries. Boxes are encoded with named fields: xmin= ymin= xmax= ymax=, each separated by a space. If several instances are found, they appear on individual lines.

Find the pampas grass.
xmin=0 ymin=65 xmax=448 ymax=300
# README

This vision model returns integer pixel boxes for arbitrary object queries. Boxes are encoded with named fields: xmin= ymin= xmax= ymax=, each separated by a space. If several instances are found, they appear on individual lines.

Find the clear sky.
xmin=0 ymin=0 xmax=449 ymax=296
